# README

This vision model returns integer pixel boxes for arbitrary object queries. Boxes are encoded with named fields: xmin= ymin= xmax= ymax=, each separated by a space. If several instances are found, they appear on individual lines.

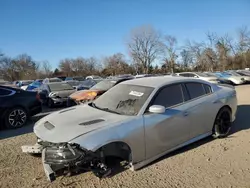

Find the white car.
xmin=22 ymin=77 xmax=237 ymax=181
xmin=226 ymin=71 xmax=250 ymax=82
xmin=213 ymin=72 xmax=246 ymax=85
xmin=176 ymin=72 xmax=219 ymax=84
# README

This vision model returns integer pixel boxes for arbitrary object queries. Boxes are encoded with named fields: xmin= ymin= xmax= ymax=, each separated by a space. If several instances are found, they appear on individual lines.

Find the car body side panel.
xmin=70 ymin=116 xmax=145 ymax=163
xmin=185 ymin=93 xmax=221 ymax=138
xmin=213 ymin=85 xmax=237 ymax=121
xmin=143 ymin=104 xmax=192 ymax=160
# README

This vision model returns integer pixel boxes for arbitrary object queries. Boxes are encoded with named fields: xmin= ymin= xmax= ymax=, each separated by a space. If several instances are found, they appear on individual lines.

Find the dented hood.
xmin=34 ymin=104 xmax=130 ymax=143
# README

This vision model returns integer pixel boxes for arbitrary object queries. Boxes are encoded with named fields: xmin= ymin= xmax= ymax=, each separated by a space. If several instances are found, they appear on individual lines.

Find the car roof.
xmin=120 ymin=76 xmax=202 ymax=88
xmin=46 ymin=82 xmax=69 ymax=86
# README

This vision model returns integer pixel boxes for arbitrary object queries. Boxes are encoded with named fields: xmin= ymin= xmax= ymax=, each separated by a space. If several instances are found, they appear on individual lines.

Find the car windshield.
xmin=50 ymin=78 xmax=62 ymax=82
xmin=195 ymin=72 xmax=210 ymax=77
xmin=92 ymin=84 xmax=154 ymax=116
xmin=73 ymin=77 xmax=85 ymax=81
xmin=48 ymin=83 xmax=74 ymax=91
xmin=30 ymin=81 xmax=42 ymax=87
xmin=90 ymin=80 xmax=116 ymax=91
xmin=22 ymin=80 xmax=33 ymax=85
xmin=65 ymin=80 xmax=79 ymax=87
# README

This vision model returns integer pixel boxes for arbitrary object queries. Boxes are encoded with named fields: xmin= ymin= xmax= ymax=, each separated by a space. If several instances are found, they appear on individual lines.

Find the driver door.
xmin=143 ymin=84 xmax=192 ymax=160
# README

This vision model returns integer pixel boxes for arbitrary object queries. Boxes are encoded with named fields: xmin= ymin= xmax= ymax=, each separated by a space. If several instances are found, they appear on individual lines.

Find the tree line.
xmin=1 ymin=25 xmax=250 ymax=81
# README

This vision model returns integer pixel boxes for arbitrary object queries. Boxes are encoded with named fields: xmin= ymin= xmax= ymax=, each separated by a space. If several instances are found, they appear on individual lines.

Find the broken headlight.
xmin=44 ymin=144 xmax=85 ymax=164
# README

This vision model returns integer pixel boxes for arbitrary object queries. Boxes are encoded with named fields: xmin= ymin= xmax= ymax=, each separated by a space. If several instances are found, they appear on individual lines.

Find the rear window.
xmin=90 ymin=80 xmax=116 ymax=91
xmin=185 ymin=83 xmax=206 ymax=99
xmin=203 ymin=84 xmax=212 ymax=94
xmin=48 ymin=83 xmax=74 ymax=91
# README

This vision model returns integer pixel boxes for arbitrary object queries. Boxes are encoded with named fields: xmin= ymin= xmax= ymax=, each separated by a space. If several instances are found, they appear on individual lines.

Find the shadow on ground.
xmin=142 ymin=104 xmax=250 ymax=170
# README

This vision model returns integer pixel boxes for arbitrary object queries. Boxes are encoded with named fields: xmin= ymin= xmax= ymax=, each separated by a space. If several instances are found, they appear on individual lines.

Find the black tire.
xmin=47 ymin=98 xmax=54 ymax=108
xmin=212 ymin=107 xmax=232 ymax=138
xmin=4 ymin=107 xmax=28 ymax=129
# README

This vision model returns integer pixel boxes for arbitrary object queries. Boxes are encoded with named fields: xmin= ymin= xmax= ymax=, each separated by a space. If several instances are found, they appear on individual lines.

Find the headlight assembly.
xmin=44 ymin=144 xmax=85 ymax=164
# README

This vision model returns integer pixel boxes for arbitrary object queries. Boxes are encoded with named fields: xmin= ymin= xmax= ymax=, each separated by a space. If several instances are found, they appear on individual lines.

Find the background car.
xmin=76 ymin=79 xmax=103 ymax=91
xmin=42 ymin=77 xmax=62 ymax=84
xmin=86 ymin=75 xmax=103 ymax=80
xmin=226 ymin=70 xmax=250 ymax=83
xmin=204 ymin=72 xmax=233 ymax=84
xmin=65 ymin=77 xmax=85 ymax=81
xmin=236 ymin=70 xmax=250 ymax=76
xmin=0 ymin=85 xmax=42 ymax=129
xmin=38 ymin=82 xmax=76 ymax=107
xmin=177 ymin=72 xmax=219 ymax=84
xmin=214 ymin=72 xmax=246 ymax=85
xmin=64 ymin=80 xmax=80 ymax=89
xmin=26 ymin=80 xmax=43 ymax=91
xmin=67 ymin=77 xmax=133 ymax=106
xmin=16 ymin=80 xmax=33 ymax=90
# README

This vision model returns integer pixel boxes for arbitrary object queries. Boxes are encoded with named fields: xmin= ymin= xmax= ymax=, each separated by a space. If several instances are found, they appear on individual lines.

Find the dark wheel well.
xmin=220 ymin=105 xmax=232 ymax=114
xmin=213 ymin=105 xmax=232 ymax=130
xmin=97 ymin=142 xmax=132 ymax=162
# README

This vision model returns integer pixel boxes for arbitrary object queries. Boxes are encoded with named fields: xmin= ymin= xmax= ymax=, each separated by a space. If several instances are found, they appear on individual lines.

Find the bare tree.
xmin=59 ymin=59 xmax=73 ymax=76
xmin=102 ymin=53 xmax=132 ymax=76
xmin=185 ymin=40 xmax=205 ymax=71
xmin=42 ymin=61 xmax=52 ymax=77
xmin=127 ymin=25 xmax=163 ymax=74
xmin=163 ymin=35 xmax=178 ymax=73
xmin=237 ymin=26 xmax=250 ymax=67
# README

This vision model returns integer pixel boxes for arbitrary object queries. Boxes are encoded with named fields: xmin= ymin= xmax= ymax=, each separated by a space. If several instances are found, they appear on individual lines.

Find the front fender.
xmin=69 ymin=116 xmax=145 ymax=163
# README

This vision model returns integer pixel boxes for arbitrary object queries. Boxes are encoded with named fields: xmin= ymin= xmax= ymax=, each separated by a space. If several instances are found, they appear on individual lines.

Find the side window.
xmin=179 ymin=73 xmax=188 ymax=77
xmin=185 ymin=83 xmax=206 ymax=99
xmin=152 ymin=84 xmax=184 ymax=108
xmin=203 ymin=84 xmax=212 ymax=94
xmin=0 ymin=88 xmax=12 ymax=96
xmin=188 ymin=73 xmax=196 ymax=77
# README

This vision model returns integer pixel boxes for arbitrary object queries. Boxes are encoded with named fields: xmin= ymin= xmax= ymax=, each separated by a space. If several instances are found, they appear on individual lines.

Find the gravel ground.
xmin=0 ymin=85 xmax=250 ymax=188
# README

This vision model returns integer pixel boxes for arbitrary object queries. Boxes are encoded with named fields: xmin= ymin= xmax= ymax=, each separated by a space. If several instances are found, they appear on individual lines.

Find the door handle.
xmin=183 ymin=111 xmax=188 ymax=116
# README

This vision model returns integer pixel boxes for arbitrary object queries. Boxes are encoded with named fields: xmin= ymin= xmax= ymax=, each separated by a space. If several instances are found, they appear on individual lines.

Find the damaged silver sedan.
xmin=22 ymin=77 xmax=237 ymax=181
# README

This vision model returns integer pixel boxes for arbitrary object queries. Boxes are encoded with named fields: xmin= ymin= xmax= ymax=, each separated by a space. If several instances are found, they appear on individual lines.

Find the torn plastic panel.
xmin=23 ymin=142 xmax=111 ymax=182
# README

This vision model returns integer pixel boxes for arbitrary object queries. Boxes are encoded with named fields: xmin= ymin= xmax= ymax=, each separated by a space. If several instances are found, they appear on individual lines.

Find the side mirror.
xmin=194 ymin=75 xmax=199 ymax=78
xmin=149 ymin=105 xmax=165 ymax=114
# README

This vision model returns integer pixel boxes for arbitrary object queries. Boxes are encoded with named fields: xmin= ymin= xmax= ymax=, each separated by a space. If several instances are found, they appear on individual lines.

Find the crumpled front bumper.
xmin=42 ymin=149 xmax=56 ymax=182
xmin=22 ymin=142 xmax=111 ymax=182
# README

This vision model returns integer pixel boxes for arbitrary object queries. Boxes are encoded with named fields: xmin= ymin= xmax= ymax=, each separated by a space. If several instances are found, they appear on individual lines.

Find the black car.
xmin=0 ymin=86 xmax=42 ymax=129
xmin=38 ymin=82 xmax=76 ymax=108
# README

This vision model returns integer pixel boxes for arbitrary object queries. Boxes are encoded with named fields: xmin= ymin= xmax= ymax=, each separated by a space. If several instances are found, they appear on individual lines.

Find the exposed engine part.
xmin=36 ymin=142 xmax=112 ymax=182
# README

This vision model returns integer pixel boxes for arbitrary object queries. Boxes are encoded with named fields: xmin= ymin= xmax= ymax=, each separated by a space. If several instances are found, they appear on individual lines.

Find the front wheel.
xmin=212 ymin=107 xmax=232 ymax=138
xmin=5 ymin=107 xmax=28 ymax=129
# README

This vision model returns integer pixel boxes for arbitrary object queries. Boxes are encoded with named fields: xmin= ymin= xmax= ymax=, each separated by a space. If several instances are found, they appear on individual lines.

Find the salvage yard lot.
xmin=0 ymin=85 xmax=250 ymax=188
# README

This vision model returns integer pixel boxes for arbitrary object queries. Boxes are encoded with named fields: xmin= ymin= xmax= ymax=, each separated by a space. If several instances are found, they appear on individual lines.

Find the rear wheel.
xmin=5 ymin=107 xmax=28 ymax=129
xmin=212 ymin=107 xmax=232 ymax=138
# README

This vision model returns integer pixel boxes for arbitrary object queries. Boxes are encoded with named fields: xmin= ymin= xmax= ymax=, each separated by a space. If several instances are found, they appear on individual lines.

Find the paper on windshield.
xmin=129 ymin=91 xmax=144 ymax=97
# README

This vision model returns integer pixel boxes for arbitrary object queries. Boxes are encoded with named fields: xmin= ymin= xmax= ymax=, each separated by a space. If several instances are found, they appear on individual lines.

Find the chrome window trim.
xmin=0 ymin=88 xmax=16 ymax=97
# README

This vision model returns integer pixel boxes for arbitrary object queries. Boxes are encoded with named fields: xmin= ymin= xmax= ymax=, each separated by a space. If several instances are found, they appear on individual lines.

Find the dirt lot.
xmin=0 ymin=85 xmax=250 ymax=188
